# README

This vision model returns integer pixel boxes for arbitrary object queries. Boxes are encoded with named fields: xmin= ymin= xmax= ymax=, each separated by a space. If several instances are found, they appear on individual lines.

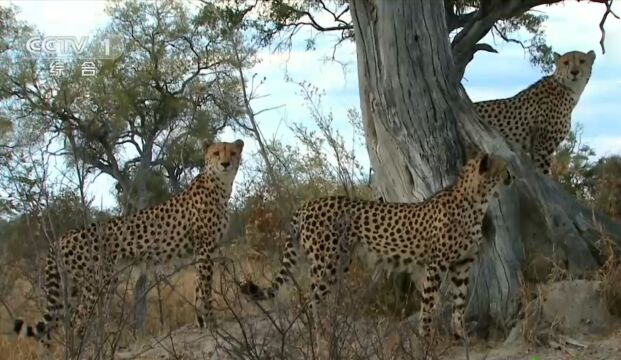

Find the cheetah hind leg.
xmin=194 ymin=283 xmax=215 ymax=328
xmin=306 ymin=235 xmax=349 ymax=331
xmin=418 ymin=263 xmax=442 ymax=343
xmin=69 ymin=268 xmax=114 ymax=354
xmin=307 ymin=261 xmax=344 ymax=358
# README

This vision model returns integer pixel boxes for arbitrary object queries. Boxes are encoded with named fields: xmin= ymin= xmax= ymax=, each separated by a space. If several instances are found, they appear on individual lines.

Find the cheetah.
xmin=241 ymin=147 xmax=513 ymax=339
xmin=13 ymin=140 xmax=244 ymax=346
xmin=474 ymin=50 xmax=595 ymax=174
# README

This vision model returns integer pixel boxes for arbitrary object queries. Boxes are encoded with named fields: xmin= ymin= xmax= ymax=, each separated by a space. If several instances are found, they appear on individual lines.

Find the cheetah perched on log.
xmin=14 ymin=140 xmax=244 ymax=347
xmin=241 ymin=147 xmax=513 ymax=339
xmin=474 ymin=50 xmax=595 ymax=174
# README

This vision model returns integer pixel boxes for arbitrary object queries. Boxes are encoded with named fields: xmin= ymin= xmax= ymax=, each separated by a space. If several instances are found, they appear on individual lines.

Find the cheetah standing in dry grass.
xmin=14 ymin=140 xmax=244 ymax=347
xmin=241 ymin=147 xmax=513 ymax=339
xmin=474 ymin=50 xmax=595 ymax=174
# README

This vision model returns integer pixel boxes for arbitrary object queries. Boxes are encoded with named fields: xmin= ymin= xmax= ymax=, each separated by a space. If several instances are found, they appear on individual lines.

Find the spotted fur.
xmin=241 ymin=148 xmax=513 ymax=339
xmin=474 ymin=50 xmax=595 ymax=174
xmin=14 ymin=140 xmax=244 ymax=346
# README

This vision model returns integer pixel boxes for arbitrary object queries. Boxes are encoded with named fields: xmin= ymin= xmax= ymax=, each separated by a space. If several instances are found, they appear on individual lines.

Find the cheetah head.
xmin=552 ymin=50 xmax=596 ymax=95
xmin=463 ymin=145 xmax=513 ymax=198
xmin=477 ymin=153 xmax=513 ymax=188
xmin=204 ymin=139 xmax=244 ymax=174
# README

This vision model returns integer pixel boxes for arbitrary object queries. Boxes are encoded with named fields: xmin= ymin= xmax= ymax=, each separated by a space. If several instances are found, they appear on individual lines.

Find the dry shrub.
xmin=602 ymin=264 xmax=621 ymax=317
xmin=0 ymin=240 xmax=273 ymax=358
xmin=599 ymin=240 xmax=621 ymax=317
xmin=347 ymin=262 xmax=421 ymax=319
xmin=217 ymin=256 xmax=451 ymax=360
xmin=517 ymin=279 xmax=557 ymax=346
xmin=243 ymin=192 xmax=286 ymax=253
xmin=0 ymin=336 xmax=49 ymax=360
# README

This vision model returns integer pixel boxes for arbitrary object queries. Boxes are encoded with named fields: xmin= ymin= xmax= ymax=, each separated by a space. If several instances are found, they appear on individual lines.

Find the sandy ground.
xmin=114 ymin=319 xmax=621 ymax=360
xmin=447 ymin=331 xmax=621 ymax=360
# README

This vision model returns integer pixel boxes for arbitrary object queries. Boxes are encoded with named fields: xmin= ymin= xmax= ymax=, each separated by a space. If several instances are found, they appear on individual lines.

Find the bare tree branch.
xmin=598 ymin=0 xmax=620 ymax=54
xmin=451 ymin=0 xmax=612 ymax=80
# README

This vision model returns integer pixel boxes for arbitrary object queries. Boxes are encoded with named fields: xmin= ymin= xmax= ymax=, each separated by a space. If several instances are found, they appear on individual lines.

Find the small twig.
xmin=598 ymin=0 xmax=620 ymax=54
xmin=0 ymin=297 xmax=15 ymax=320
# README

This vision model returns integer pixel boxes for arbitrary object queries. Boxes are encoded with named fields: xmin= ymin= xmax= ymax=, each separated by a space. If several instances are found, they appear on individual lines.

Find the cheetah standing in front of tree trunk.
xmin=474 ymin=50 xmax=595 ymax=174
xmin=13 ymin=140 xmax=244 ymax=350
xmin=241 ymin=147 xmax=513 ymax=340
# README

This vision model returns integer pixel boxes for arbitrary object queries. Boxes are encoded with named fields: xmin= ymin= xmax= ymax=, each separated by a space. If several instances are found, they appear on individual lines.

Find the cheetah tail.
xmin=13 ymin=318 xmax=37 ymax=338
xmin=13 ymin=311 xmax=55 ymax=345
xmin=240 ymin=228 xmax=300 ymax=301
xmin=13 ymin=248 xmax=61 ymax=344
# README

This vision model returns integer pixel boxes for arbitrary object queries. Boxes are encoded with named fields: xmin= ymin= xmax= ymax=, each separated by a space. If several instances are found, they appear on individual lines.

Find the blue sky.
xmin=4 ymin=0 xmax=621 ymax=210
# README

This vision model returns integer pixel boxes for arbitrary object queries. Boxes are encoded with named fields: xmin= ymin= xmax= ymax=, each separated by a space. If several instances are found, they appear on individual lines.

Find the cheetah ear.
xmin=552 ymin=52 xmax=561 ymax=61
xmin=233 ymin=139 xmax=244 ymax=150
xmin=463 ymin=142 xmax=480 ymax=161
xmin=587 ymin=50 xmax=596 ymax=61
xmin=479 ymin=154 xmax=491 ymax=174
xmin=202 ymin=141 xmax=212 ymax=153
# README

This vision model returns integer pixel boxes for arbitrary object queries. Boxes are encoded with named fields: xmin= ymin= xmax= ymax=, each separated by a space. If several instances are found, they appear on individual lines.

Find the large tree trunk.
xmin=350 ymin=0 xmax=621 ymax=337
xmin=132 ymin=167 xmax=153 ymax=334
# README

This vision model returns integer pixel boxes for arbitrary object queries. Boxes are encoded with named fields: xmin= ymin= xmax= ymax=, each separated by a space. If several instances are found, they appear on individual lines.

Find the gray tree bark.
xmin=350 ymin=0 xmax=621 ymax=337
xmin=131 ymin=156 xmax=156 ymax=333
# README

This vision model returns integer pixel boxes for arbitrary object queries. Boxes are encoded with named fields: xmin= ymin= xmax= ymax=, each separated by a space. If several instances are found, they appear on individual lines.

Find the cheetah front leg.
xmin=194 ymin=241 xmax=215 ymax=328
xmin=531 ymin=130 xmax=563 ymax=175
xmin=448 ymin=257 xmax=475 ymax=340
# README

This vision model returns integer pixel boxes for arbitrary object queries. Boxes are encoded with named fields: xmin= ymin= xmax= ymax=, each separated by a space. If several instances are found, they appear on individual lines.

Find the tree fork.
xmin=350 ymin=0 xmax=621 ymax=335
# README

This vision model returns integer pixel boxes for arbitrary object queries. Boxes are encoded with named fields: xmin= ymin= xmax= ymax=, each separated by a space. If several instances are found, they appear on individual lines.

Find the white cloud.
xmin=252 ymin=40 xmax=358 ymax=93
xmin=7 ymin=0 xmax=109 ymax=35
xmin=538 ymin=1 xmax=621 ymax=57
xmin=583 ymin=136 xmax=621 ymax=157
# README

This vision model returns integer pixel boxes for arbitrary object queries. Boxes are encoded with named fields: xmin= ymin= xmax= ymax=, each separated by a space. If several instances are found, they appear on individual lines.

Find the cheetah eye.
xmin=579 ymin=59 xmax=585 ymax=64
xmin=213 ymin=151 xmax=219 ymax=157
xmin=563 ymin=60 xmax=569 ymax=66
xmin=230 ymin=152 xmax=237 ymax=156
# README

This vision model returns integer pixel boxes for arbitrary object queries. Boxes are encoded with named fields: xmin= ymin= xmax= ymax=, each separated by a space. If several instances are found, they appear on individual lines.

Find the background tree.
xmin=551 ymin=124 xmax=597 ymax=200
xmin=0 ymin=0 xmax=251 ymax=331
xmin=227 ymin=0 xmax=621 ymax=336
xmin=553 ymin=128 xmax=621 ymax=221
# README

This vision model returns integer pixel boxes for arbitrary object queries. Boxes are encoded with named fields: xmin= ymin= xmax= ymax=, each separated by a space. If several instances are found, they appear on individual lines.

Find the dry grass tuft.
xmin=599 ymin=241 xmax=621 ymax=317
xmin=0 ymin=239 xmax=279 ymax=358
xmin=517 ymin=278 xmax=558 ymax=346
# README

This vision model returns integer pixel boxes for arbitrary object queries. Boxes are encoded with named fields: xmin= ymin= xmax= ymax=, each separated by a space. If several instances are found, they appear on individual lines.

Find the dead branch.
xmin=598 ymin=0 xmax=620 ymax=54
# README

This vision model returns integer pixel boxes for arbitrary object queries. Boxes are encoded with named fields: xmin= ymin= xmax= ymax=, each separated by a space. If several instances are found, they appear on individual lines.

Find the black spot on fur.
xmin=452 ymin=277 xmax=466 ymax=287
xmin=13 ymin=319 xmax=24 ymax=334
xmin=239 ymin=281 xmax=263 ymax=299
xmin=36 ymin=321 xmax=46 ymax=334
